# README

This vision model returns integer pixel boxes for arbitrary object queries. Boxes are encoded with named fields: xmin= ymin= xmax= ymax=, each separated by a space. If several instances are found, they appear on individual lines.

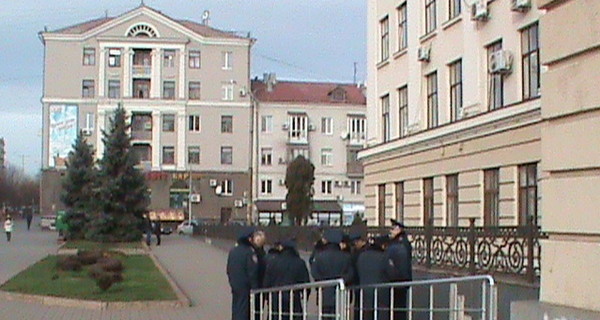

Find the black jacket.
xmin=310 ymin=243 xmax=354 ymax=307
xmin=255 ymin=246 xmax=267 ymax=288
xmin=227 ymin=239 xmax=260 ymax=292
xmin=383 ymin=237 xmax=412 ymax=282
xmin=356 ymin=246 xmax=389 ymax=320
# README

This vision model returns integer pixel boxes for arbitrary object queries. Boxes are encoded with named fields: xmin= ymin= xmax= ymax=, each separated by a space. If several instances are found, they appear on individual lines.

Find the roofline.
xmin=251 ymin=78 xmax=364 ymax=87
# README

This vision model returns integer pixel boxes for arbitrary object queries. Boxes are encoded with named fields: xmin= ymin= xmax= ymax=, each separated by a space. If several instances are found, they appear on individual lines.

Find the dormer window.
xmin=127 ymin=24 xmax=158 ymax=37
xmin=329 ymin=87 xmax=347 ymax=102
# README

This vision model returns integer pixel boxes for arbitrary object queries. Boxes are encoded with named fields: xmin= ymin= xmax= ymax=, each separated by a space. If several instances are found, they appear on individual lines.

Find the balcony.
xmin=132 ymin=65 xmax=152 ymax=78
xmin=348 ymin=132 xmax=366 ymax=146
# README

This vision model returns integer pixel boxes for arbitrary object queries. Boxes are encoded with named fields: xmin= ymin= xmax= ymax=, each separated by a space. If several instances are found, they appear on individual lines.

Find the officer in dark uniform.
xmin=265 ymin=241 xmax=283 ymax=269
xmin=309 ymin=230 xmax=326 ymax=266
xmin=349 ymin=232 xmax=367 ymax=319
xmin=384 ymin=219 xmax=413 ymax=320
xmin=252 ymin=230 xmax=267 ymax=320
xmin=227 ymin=227 xmax=259 ymax=320
xmin=310 ymin=229 xmax=354 ymax=318
xmin=356 ymin=236 xmax=389 ymax=320
xmin=263 ymin=238 xmax=310 ymax=320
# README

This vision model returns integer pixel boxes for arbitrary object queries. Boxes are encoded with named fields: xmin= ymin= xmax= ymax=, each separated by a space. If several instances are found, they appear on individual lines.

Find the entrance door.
xmin=220 ymin=207 xmax=232 ymax=224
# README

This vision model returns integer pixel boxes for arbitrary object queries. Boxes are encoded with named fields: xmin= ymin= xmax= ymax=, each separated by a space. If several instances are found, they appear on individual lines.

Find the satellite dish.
xmin=215 ymin=185 xmax=222 ymax=195
xmin=202 ymin=10 xmax=210 ymax=25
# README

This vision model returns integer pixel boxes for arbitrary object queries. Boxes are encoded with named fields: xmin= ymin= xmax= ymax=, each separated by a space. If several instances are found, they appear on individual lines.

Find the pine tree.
xmin=61 ymin=132 xmax=96 ymax=240
xmin=285 ymin=155 xmax=315 ymax=225
xmin=88 ymin=105 xmax=149 ymax=242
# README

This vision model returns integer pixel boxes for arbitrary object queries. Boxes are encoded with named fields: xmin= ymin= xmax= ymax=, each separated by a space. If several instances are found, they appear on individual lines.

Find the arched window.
xmin=127 ymin=24 xmax=158 ymax=37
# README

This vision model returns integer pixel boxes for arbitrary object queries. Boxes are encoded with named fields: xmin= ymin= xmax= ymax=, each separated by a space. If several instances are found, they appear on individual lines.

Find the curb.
xmin=147 ymin=250 xmax=193 ymax=307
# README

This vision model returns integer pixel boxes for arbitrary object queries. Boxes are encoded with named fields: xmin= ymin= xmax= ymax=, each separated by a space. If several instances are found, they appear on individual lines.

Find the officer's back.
xmin=356 ymin=236 xmax=389 ymax=320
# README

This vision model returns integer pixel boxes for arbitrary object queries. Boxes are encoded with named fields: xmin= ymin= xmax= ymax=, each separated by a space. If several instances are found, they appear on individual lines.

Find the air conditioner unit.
xmin=471 ymin=0 xmax=489 ymax=21
xmin=417 ymin=47 xmax=430 ymax=62
xmin=143 ymin=122 xmax=152 ymax=130
xmin=489 ymin=50 xmax=513 ymax=74
xmin=511 ymin=0 xmax=531 ymax=11
xmin=278 ymin=157 xmax=287 ymax=165
xmin=239 ymin=87 xmax=247 ymax=97
xmin=190 ymin=194 xmax=201 ymax=203
xmin=281 ymin=202 xmax=287 ymax=210
xmin=234 ymin=199 xmax=243 ymax=208
xmin=209 ymin=179 xmax=218 ymax=187
xmin=282 ymin=123 xmax=289 ymax=131
xmin=308 ymin=124 xmax=316 ymax=131
xmin=278 ymin=179 xmax=285 ymax=186
xmin=81 ymin=128 xmax=93 ymax=136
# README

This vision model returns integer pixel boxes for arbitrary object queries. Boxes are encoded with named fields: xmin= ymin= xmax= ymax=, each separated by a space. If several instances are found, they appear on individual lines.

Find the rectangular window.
xmin=427 ymin=72 xmax=439 ymax=128
xmin=321 ymin=148 xmax=333 ymax=166
xmin=222 ymin=51 xmax=233 ymax=70
xmin=221 ymin=115 xmax=233 ymax=133
xmin=381 ymin=94 xmax=390 ymax=142
xmin=188 ymin=146 xmax=200 ymax=165
xmin=189 ymin=50 xmax=201 ymax=68
xmin=108 ymin=80 xmax=120 ymax=99
xmin=519 ymin=163 xmax=538 ymax=225
xmin=133 ymin=144 xmax=151 ymax=163
xmin=162 ymin=146 xmax=175 ymax=165
xmin=448 ymin=0 xmax=461 ymax=20
xmin=162 ymin=114 xmax=175 ymax=132
xmin=189 ymin=81 xmax=201 ymax=100
xmin=484 ymin=169 xmax=500 ymax=226
xmin=351 ymin=180 xmax=362 ymax=195
xmin=163 ymin=81 xmax=176 ymax=100
xmin=221 ymin=146 xmax=233 ymax=165
xmin=321 ymin=117 xmax=333 ymax=135
xmin=189 ymin=115 xmax=200 ymax=132
xmin=321 ymin=180 xmax=332 ymax=195
xmin=425 ymin=0 xmax=437 ymax=34
xmin=289 ymin=148 xmax=309 ymax=161
xmin=108 ymin=48 xmax=121 ymax=67
xmin=261 ymin=180 xmax=273 ymax=195
xmin=449 ymin=60 xmax=463 ymax=122
xmin=398 ymin=86 xmax=408 ymax=138
xmin=131 ymin=113 xmax=151 ymax=131
xmin=163 ymin=50 xmax=176 ymax=68
xmin=222 ymin=83 xmax=234 ymax=101
xmin=83 ymin=48 xmax=95 ymax=66
xmin=487 ymin=41 xmax=504 ymax=110
xmin=378 ymin=184 xmax=386 ymax=226
xmin=397 ymin=3 xmax=408 ymax=51
xmin=289 ymin=114 xmax=308 ymax=141
xmin=395 ymin=182 xmax=404 ymax=222
xmin=133 ymin=79 xmax=150 ymax=99
xmin=423 ymin=178 xmax=434 ymax=226
xmin=221 ymin=179 xmax=233 ymax=195
xmin=522 ymin=23 xmax=540 ymax=99
xmin=261 ymin=148 xmax=273 ymax=166
xmin=261 ymin=116 xmax=273 ymax=133
xmin=85 ymin=112 xmax=95 ymax=130
xmin=380 ymin=16 xmax=390 ymax=62
xmin=82 ymin=80 xmax=95 ymax=98
xmin=348 ymin=116 xmax=366 ymax=141
xmin=446 ymin=174 xmax=459 ymax=227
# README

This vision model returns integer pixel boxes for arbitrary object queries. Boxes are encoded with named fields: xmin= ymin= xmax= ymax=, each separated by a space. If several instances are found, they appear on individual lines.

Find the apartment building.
xmin=251 ymin=75 xmax=367 ymax=226
xmin=361 ymin=0 xmax=543 ymax=227
xmin=39 ymin=5 xmax=254 ymax=223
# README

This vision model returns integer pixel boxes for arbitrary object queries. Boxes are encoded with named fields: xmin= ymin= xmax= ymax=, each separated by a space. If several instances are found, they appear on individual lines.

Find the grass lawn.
xmin=63 ymin=240 xmax=143 ymax=250
xmin=0 ymin=255 xmax=177 ymax=302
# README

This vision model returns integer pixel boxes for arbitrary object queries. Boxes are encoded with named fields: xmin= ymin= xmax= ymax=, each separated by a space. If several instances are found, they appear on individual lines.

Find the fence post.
xmin=468 ymin=218 xmax=476 ymax=275
xmin=426 ymin=218 xmax=432 ymax=269
xmin=526 ymin=216 xmax=536 ymax=283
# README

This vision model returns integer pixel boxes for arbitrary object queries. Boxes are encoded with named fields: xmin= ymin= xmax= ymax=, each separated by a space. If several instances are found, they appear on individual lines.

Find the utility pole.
xmin=188 ymin=167 xmax=192 ymax=224
xmin=353 ymin=62 xmax=358 ymax=85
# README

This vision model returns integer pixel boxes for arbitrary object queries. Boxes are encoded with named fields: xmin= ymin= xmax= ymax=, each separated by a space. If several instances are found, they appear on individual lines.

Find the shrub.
xmin=97 ymin=257 xmax=124 ymax=273
xmin=88 ymin=264 xmax=104 ymax=279
xmin=111 ymin=272 xmax=124 ymax=283
xmin=56 ymin=255 xmax=82 ymax=272
xmin=96 ymin=272 xmax=114 ymax=291
xmin=77 ymin=250 xmax=105 ymax=265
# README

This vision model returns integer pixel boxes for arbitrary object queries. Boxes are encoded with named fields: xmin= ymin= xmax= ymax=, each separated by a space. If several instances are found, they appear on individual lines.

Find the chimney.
xmin=263 ymin=73 xmax=277 ymax=92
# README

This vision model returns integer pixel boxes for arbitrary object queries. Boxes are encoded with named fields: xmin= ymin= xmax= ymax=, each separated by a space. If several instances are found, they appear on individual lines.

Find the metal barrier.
xmin=252 ymin=275 xmax=497 ymax=320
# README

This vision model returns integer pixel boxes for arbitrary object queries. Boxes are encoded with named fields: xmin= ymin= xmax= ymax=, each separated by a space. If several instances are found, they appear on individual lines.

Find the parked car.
xmin=161 ymin=226 xmax=173 ymax=235
xmin=177 ymin=220 xmax=199 ymax=235
xmin=39 ymin=215 xmax=57 ymax=230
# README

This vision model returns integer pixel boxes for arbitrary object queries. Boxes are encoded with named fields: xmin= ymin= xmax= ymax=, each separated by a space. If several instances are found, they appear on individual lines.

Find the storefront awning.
xmin=255 ymin=200 xmax=285 ymax=212
xmin=255 ymin=200 xmax=342 ymax=213
xmin=312 ymin=200 xmax=342 ymax=213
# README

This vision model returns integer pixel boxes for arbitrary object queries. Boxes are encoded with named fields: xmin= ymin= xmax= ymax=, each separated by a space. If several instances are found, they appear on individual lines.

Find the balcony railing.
xmin=132 ymin=65 xmax=151 ymax=78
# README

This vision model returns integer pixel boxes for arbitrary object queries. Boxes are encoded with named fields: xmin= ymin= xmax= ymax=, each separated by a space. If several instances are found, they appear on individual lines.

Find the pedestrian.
xmin=308 ymin=231 xmax=326 ymax=266
xmin=384 ymin=219 xmax=413 ymax=320
xmin=349 ymin=232 xmax=368 ymax=319
xmin=153 ymin=219 xmax=162 ymax=246
xmin=252 ymin=230 xmax=267 ymax=320
xmin=356 ymin=236 xmax=389 ymax=320
xmin=263 ymin=238 xmax=310 ymax=320
xmin=310 ymin=229 xmax=354 ymax=318
xmin=265 ymin=241 xmax=282 ymax=268
xmin=227 ymin=227 xmax=260 ymax=320
xmin=143 ymin=214 xmax=152 ymax=246
xmin=4 ymin=215 xmax=13 ymax=242
xmin=25 ymin=208 xmax=33 ymax=231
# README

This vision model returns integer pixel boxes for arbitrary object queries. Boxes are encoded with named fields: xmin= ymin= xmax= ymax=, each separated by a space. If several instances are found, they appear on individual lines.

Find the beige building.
xmin=40 ymin=5 xmax=254 ymax=223
xmin=251 ymin=76 xmax=367 ymax=226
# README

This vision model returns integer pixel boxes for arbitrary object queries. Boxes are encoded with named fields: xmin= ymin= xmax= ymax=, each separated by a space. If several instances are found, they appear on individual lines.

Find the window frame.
xmin=518 ymin=163 xmax=538 ymax=225
xmin=351 ymin=180 xmax=362 ymax=195
xmin=260 ymin=148 xmax=273 ymax=166
xmin=321 ymin=117 xmax=333 ymax=135
xmin=189 ymin=50 xmax=201 ymax=69
xmin=221 ymin=115 xmax=233 ymax=133
xmin=261 ymin=115 xmax=273 ymax=133
xmin=107 ymin=80 xmax=121 ymax=99
xmin=163 ymin=81 xmax=176 ymax=100
xmin=378 ymin=184 xmax=386 ymax=227
xmin=188 ymin=115 xmax=201 ymax=132
xmin=395 ymin=181 xmax=404 ymax=222
xmin=108 ymin=48 xmax=122 ymax=68
xmin=221 ymin=146 xmax=233 ymax=165
xmin=221 ymin=179 xmax=233 ymax=195
xmin=426 ymin=71 xmax=439 ymax=128
xmin=380 ymin=16 xmax=390 ymax=62
xmin=85 ymin=112 xmax=95 ymax=130
xmin=320 ymin=148 xmax=333 ymax=166
xmin=398 ymin=86 xmax=408 ymax=138
xmin=162 ymin=146 xmax=175 ymax=165
xmin=425 ymin=0 xmax=437 ymax=35
xmin=381 ymin=94 xmax=391 ymax=142
xmin=260 ymin=179 xmax=273 ymax=195
xmin=423 ymin=178 xmax=434 ymax=226
xmin=83 ymin=48 xmax=96 ymax=66
xmin=487 ymin=40 xmax=504 ymax=110
xmin=448 ymin=0 xmax=461 ymax=20
xmin=521 ymin=23 xmax=540 ymax=100
xmin=222 ymin=83 xmax=234 ymax=101
xmin=321 ymin=180 xmax=333 ymax=195
xmin=188 ymin=146 xmax=201 ymax=165
xmin=162 ymin=114 xmax=175 ymax=132
xmin=483 ymin=168 xmax=500 ymax=226
xmin=222 ymin=51 xmax=233 ymax=70
xmin=449 ymin=59 xmax=463 ymax=122
xmin=82 ymin=80 xmax=95 ymax=98
xmin=163 ymin=49 xmax=176 ymax=68
xmin=446 ymin=174 xmax=459 ymax=227
xmin=188 ymin=81 xmax=201 ymax=100
xmin=397 ymin=3 xmax=408 ymax=51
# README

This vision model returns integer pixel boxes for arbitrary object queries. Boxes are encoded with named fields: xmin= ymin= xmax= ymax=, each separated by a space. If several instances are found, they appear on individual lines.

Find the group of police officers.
xmin=226 ymin=219 xmax=413 ymax=320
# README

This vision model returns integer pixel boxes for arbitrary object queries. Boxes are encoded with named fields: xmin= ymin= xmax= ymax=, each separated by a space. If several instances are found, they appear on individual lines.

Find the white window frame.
xmin=83 ymin=48 xmax=95 ymax=66
xmin=85 ymin=112 xmax=95 ymax=130
xmin=221 ymin=146 xmax=233 ymax=165
xmin=221 ymin=179 xmax=233 ymax=196
xmin=261 ymin=115 xmax=273 ymax=133
xmin=189 ymin=50 xmax=201 ymax=69
xmin=351 ymin=180 xmax=362 ymax=195
xmin=188 ymin=146 xmax=201 ymax=165
xmin=321 ymin=180 xmax=333 ymax=195
xmin=222 ymin=83 xmax=234 ymax=101
xmin=163 ymin=49 xmax=176 ymax=68
xmin=321 ymin=117 xmax=333 ymax=135
xmin=261 ymin=148 xmax=273 ymax=166
xmin=260 ymin=179 xmax=273 ymax=195
xmin=222 ymin=51 xmax=233 ymax=70
xmin=189 ymin=115 xmax=200 ymax=132
xmin=289 ymin=114 xmax=308 ymax=143
xmin=348 ymin=116 xmax=366 ymax=142
xmin=321 ymin=148 xmax=333 ymax=166
xmin=108 ymin=48 xmax=122 ymax=67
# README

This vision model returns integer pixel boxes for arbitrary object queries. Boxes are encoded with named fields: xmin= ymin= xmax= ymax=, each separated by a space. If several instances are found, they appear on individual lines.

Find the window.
xmin=83 ymin=48 xmax=95 ymax=66
xmin=188 ymin=146 xmax=200 ymax=164
xmin=289 ymin=114 xmax=308 ymax=141
xmin=189 ymin=115 xmax=200 ymax=132
xmin=289 ymin=148 xmax=309 ymax=161
xmin=261 ymin=116 xmax=273 ymax=133
xmin=133 ymin=144 xmax=151 ymax=163
xmin=222 ymin=83 xmax=234 ymax=101
xmin=348 ymin=116 xmax=366 ymax=141
xmin=522 ymin=23 xmax=540 ymax=99
xmin=261 ymin=148 xmax=272 ymax=166
xmin=221 ymin=146 xmax=233 ymax=165
xmin=484 ymin=169 xmax=500 ymax=226
xmin=133 ymin=79 xmax=150 ymax=99
xmin=108 ymin=80 xmax=120 ymax=99
xmin=189 ymin=50 xmax=201 ymax=68
xmin=162 ymin=146 xmax=175 ymax=165
xmin=398 ymin=86 xmax=408 ymax=137
xmin=82 ymin=80 xmax=95 ymax=98
xmin=380 ymin=16 xmax=390 ymax=62
xmin=446 ymin=174 xmax=459 ymax=227
xmin=221 ymin=115 xmax=233 ymax=133
xmin=85 ymin=112 xmax=95 ymax=130
xmin=395 ymin=182 xmax=404 ymax=222
xmin=221 ymin=179 xmax=233 ymax=195
xmin=321 ymin=180 xmax=332 ymax=195
xmin=330 ymin=89 xmax=346 ymax=102
xmin=108 ymin=48 xmax=121 ymax=67
xmin=423 ymin=178 xmax=434 ymax=226
xmin=378 ymin=184 xmax=386 ymax=227
xmin=448 ymin=0 xmax=461 ymax=20
xmin=381 ymin=95 xmax=390 ymax=142
xmin=131 ymin=113 xmax=151 ymax=131
xmin=426 ymin=72 xmax=439 ymax=128
xmin=162 ymin=114 xmax=175 ymax=132
xmin=261 ymin=180 xmax=273 ymax=194
xmin=163 ymin=50 xmax=175 ymax=68
xmin=449 ymin=60 xmax=463 ymax=122
xmin=351 ymin=180 xmax=362 ymax=195
xmin=321 ymin=117 xmax=333 ymax=135
xmin=397 ymin=3 xmax=408 ymax=51
xmin=321 ymin=148 xmax=333 ymax=166
xmin=487 ymin=41 xmax=504 ymax=110
xmin=425 ymin=0 xmax=437 ymax=34
xmin=163 ymin=81 xmax=176 ymax=100
xmin=222 ymin=51 xmax=233 ymax=70
xmin=189 ymin=81 xmax=201 ymax=100
xmin=519 ymin=163 xmax=538 ymax=225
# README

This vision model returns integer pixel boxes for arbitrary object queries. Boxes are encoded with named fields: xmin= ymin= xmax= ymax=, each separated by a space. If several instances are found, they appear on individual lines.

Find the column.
xmin=96 ymin=110 xmax=105 ymax=159
xmin=122 ymin=48 xmax=133 ymax=98
xmin=150 ymin=48 xmax=162 ymax=98
xmin=98 ymin=48 xmax=107 ymax=97
xmin=176 ymin=112 xmax=186 ymax=170
xmin=178 ymin=49 xmax=186 ymax=99
xmin=151 ymin=110 xmax=161 ymax=169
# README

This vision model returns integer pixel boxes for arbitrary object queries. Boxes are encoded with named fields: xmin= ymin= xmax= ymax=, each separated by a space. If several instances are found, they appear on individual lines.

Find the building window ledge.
xmin=393 ymin=48 xmax=408 ymax=60
xmin=420 ymin=30 xmax=438 ymax=44
xmin=442 ymin=15 xmax=462 ymax=30
xmin=376 ymin=59 xmax=390 ymax=70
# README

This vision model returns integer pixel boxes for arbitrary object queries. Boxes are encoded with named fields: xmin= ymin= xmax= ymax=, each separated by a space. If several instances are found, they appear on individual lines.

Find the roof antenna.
xmin=353 ymin=62 xmax=358 ymax=85
xmin=140 ymin=0 xmax=145 ymax=6
xmin=105 ymin=10 xmax=109 ymax=18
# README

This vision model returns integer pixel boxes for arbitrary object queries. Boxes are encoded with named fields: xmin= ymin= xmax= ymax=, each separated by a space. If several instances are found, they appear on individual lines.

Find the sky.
xmin=0 ymin=0 xmax=367 ymax=176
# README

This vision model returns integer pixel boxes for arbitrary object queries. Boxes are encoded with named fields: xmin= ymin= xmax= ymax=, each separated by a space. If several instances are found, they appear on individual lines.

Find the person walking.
xmin=384 ymin=219 xmax=413 ymax=320
xmin=227 ymin=227 xmax=260 ymax=320
xmin=4 ymin=216 xmax=13 ymax=242
xmin=356 ymin=236 xmax=389 ymax=320
xmin=143 ymin=214 xmax=152 ymax=246
xmin=153 ymin=219 xmax=162 ymax=246
xmin=25 ymin=208 xmax=33 ymax=231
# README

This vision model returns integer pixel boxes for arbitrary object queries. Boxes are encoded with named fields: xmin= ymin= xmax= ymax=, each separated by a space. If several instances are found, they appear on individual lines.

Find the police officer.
xmin=384 ymin=219 xmax=413 ymax=320
xmin=252 ymin=230 xmax=267 ymax=320
xmin=349 ymin=232 xmax=367 ymax=319
xmin=227 ymin=227 xmax=260 ymax=320
xmin=263 ymin=238 xmax=310 ymax=320
xmin=356 ymin=236 xmax=389 ymax=320
xmin=309 ymin=230 xmax=326 ymax=266
xmin=310 ymin=229 xmax=354 ymax=318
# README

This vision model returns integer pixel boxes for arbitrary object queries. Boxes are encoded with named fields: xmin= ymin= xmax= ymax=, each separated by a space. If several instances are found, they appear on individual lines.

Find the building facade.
xmin=40 ymin=5 xmax=254 ymax=223
xmin=362 ymin=0 xmax=543 ymax=228
xmin=251 ymin=76 xmax=367 ymax=226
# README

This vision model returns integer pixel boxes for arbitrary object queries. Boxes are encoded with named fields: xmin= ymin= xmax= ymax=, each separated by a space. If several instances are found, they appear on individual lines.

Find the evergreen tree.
xmin=285 ymin=155 xmax=315 ymax=225
xmin=60 ymin=132 xmax=96 ymax=240
xmin=88 ymin=105 xmax=149 ymax=242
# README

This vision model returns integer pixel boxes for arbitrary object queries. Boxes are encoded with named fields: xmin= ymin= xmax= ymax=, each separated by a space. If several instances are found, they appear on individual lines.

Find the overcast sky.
xmin=0 ymin=0 xmax=366 ymax=176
